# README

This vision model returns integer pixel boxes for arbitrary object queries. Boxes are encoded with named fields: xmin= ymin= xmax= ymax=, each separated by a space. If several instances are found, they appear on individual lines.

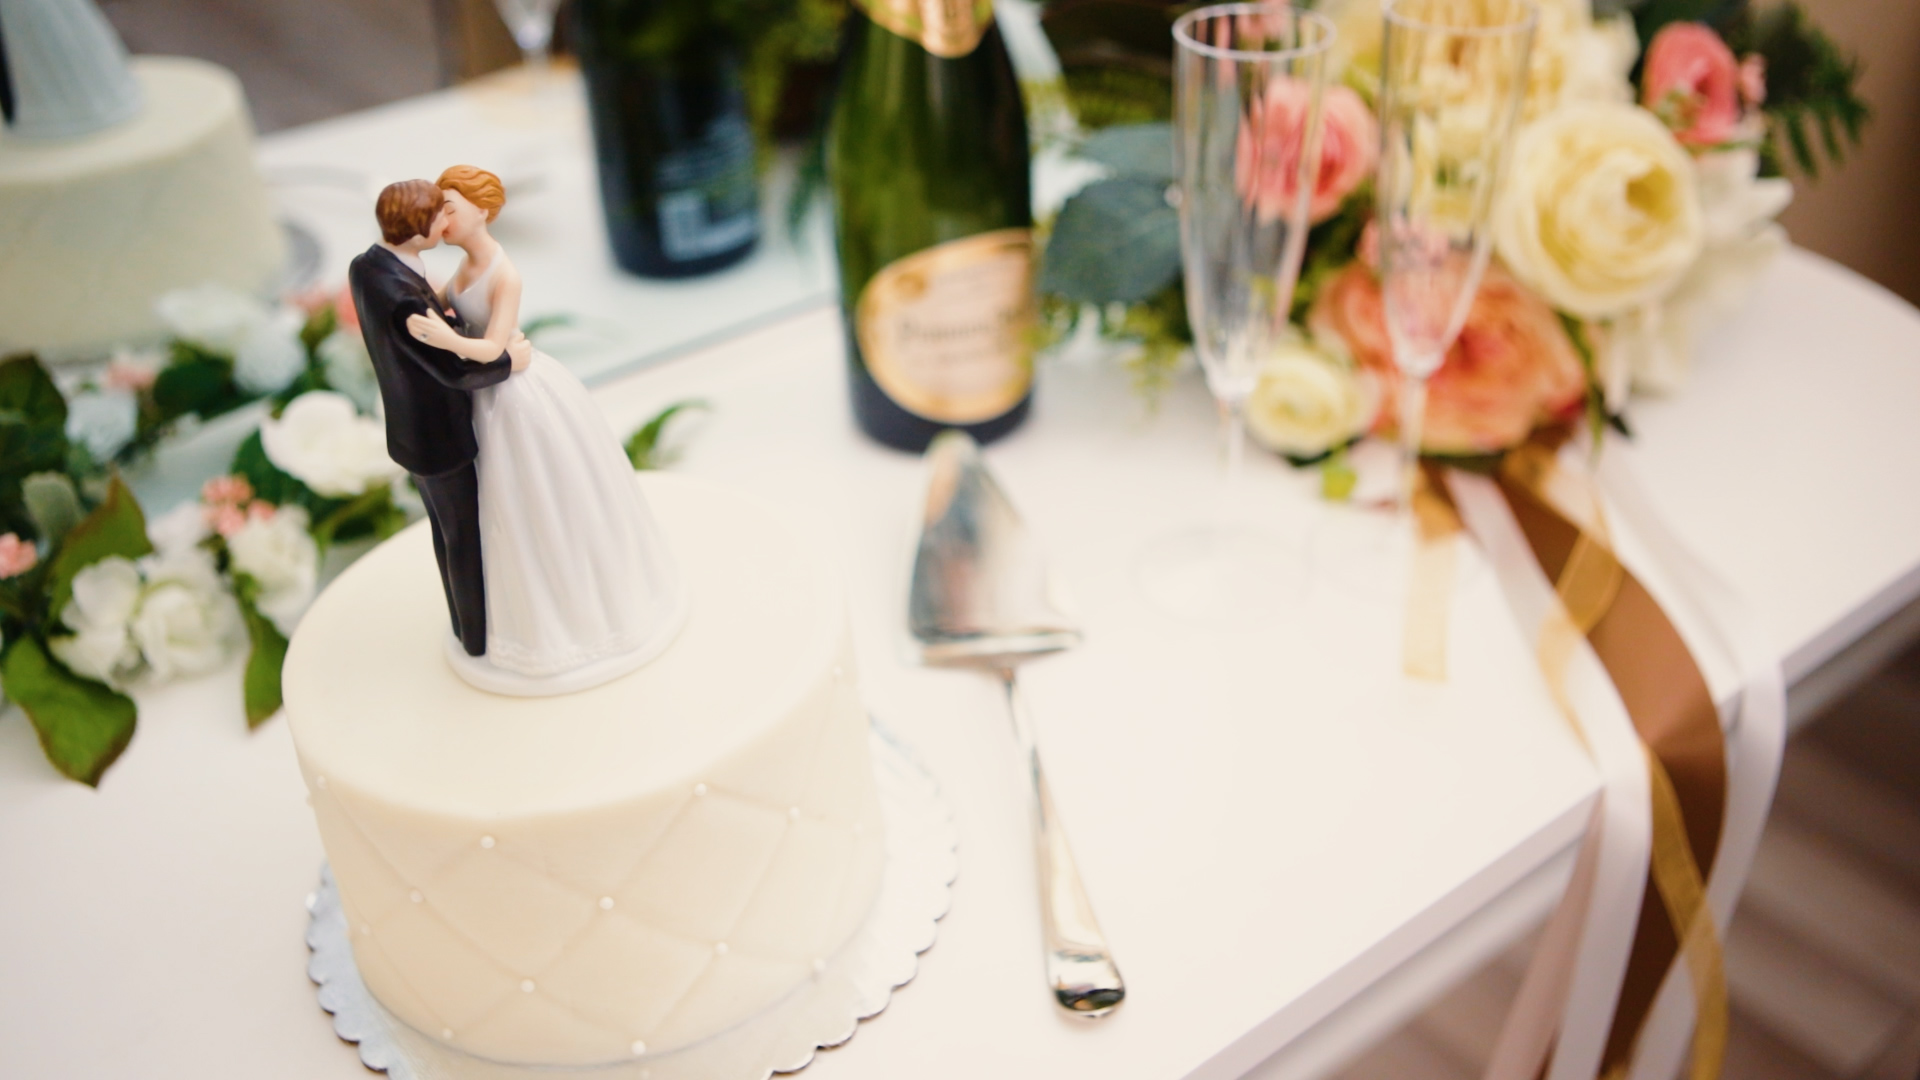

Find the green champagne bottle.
xmin=828 ymin=0 xmax=1034 ymax=453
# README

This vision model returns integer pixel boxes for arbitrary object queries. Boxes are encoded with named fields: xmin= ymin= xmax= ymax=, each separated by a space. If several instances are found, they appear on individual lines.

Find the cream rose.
xmin=227 ymin=506 xmax=319 ymax=637
xmin=48 ymin=556 xmax=145 ymax=683
xmin=1494 ymin=102 xmax=1704 ymax=319
xmin=132 ymin=549 xmax=242 ymax=682
xmin=1245 ymin=339 xmax=1377 ymax=457
xmin=261 ymin=391 xmax=404 ymax=497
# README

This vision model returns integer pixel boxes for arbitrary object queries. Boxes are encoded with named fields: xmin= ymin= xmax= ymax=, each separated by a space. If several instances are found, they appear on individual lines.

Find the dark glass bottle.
xmin=827 ymin=0 xmax=1034 ymax=453
xmin=575 ymin=1 xmax=760 ymax=278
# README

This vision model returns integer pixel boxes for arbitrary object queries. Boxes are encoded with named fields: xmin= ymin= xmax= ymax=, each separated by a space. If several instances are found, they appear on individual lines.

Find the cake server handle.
xmin=999 ymin=668 xmax=1125 ymax=1017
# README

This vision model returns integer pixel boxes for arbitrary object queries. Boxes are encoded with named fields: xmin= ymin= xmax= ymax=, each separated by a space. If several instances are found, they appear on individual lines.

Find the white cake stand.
xmin=304 ymin=722 xmax=957 ymax=1080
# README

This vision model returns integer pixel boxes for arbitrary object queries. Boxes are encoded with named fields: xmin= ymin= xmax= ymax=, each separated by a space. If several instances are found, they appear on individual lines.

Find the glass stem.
xmin=1217 ymin=399 xmax=1247 ymax=530
xmin=1397 ymin=373 xmax=1428 ymax=514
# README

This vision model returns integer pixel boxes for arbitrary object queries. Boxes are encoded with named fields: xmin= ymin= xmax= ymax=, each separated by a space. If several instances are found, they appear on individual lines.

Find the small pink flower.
xmin=1739 ymin=54 xmax=1767 ymax=109
xmin=1642 ymin=23 xmax=1742 ymax=148
xmin=246 ymin=501 xmax=277 ymax=522
xmin=206 ymin=503 xmax=248 ymax=538
xmin=201 ymin=475 xmax=253 ymax=508
xmin=104 ymin=356 xmax=160 ymax=393
xmin=289 ymin=283 xmax=360 ymax=334
xmin=1236 ymin=81 xmax=1378 ymax=225
xmin=0 ymin=533 xmax=37 ymax=579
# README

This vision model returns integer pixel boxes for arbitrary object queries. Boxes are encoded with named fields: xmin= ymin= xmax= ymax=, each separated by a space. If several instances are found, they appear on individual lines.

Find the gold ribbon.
xmin=1493 ymin=444 xmax=1729 ymax=1080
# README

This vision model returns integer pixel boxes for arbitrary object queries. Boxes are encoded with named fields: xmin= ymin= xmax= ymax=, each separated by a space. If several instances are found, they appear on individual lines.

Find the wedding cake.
xmin=285 ymin=474 xmax=886 ymax=1066
xmin=0 ymin=12 xmax=284 ymax=357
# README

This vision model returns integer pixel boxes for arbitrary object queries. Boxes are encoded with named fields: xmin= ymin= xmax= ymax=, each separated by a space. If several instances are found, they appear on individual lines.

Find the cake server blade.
xmin=908 ymin=430 xmax=1124 ymax=1017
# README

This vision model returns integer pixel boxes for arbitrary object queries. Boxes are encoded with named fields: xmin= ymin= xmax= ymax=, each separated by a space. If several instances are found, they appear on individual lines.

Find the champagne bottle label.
xmin=856 ymin=229 xmax=1034 ymax=424
xmin=853 ymin=0 xmax=995 ymax=58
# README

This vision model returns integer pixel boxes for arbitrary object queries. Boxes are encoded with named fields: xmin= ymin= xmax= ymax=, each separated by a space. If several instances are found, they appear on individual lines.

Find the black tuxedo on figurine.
xmin=349 ymin=244 xmax=511 ymax=656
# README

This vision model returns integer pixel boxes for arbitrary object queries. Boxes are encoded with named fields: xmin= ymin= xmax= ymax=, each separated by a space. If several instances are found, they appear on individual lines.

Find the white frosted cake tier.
xmin=285 ymin=474 xmax=886 ymax=1067
xmin=0 ymin=56 xmax=284 ymax=357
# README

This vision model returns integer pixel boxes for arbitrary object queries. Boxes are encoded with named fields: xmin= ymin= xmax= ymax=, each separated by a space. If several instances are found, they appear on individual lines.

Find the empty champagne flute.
xmin=1137 ymin=2 xmax=1333 ymax=622
xmin=493 ymin=0 xmax=564 ymax=73
xmin=1375 ymin=0 xmax=1535 ymax=505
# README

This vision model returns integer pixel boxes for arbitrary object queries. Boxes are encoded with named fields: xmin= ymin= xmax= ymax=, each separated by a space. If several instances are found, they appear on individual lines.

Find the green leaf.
xmin=625 ymin=400 xmax=710 ymax=470
xmin=46 ymin=475 xmax=151 ymax=619
xmin=1079 ymin=122 xmax=1174 ymax=182
xmin=0 ymin=354 xmax=72 ymax=538
xmin=298 ymin=304 xmax=338 ymax=353
xmin=229 ymin=429 xmax=352 ymax=524
xmin=310 ymin=482 xmax=404 ymax=550
xmin=520 ymin=313 xmax=575 ymax=337
xmin=1041 ymin=176 xmax=1183 ymax=304
xmin=22 ymin=472 xmax=83 ymax=545
xmin=235 ymin=587 xmax=288 ymax=728
xmin=152 ymin=351 xmax=248 ymax=423
xmin=2 ymin=636 xmax=137 ymax=786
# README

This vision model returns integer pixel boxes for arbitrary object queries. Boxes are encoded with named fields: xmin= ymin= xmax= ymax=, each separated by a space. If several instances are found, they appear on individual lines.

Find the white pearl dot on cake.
xmin=832 ymin=666 xmax=843 ymax=679
xmin=787 ymin=806 xmax=801 ymax=820
xmin=714 ymin=941 xmax=729 ymax=956
xmin=520 ymin=979 xmax=535 ymax=993
xmin=852 ymin=822 xmax=864 ymax=836
xmin=409 ymin=890 xmax=423 ymax=904
xmin=315 ymin=775 xmax=328 ymax=790
xmin=599 ymin=896 xmax=615 ymax=910
xmin=480 ymin=835 xmax=495 ymax=849
xmin=441 ymin=1028 xmax=453 ymax=1041
xmin=812 ymin=957 xmax=826 ymax=976
xmin=693 ymin=782 xmax=708 ymax=797
xmin=360 ymin=924 xmax=371 ymax=936
xmin=630 ymin=1040 xmax=647 ymax=1056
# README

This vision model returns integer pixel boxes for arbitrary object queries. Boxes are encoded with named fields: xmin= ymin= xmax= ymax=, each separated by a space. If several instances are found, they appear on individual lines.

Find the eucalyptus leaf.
xmin=22 ymin=472 xmax=82 ymax=544
xmin=236 ymin=587 xmax=288 ymax=729
xmin=1040 ymin=176 xmax=1183 ymax=305
xmin=46 ymin=475 xmax=151 ymax=619
xmin=1079 ymin=122 xmax=1174 ymax=182
xmin=0 ymin=354 xmax=71 ymax=538
xmin=626 ymin=400 xmax=710 ymax=470
xmin=3 ymin=636 xmax=137 ymax=786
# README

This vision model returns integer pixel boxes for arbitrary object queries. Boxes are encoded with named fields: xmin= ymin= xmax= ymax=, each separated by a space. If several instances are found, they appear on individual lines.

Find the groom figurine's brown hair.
xmin=375 ymin=179 xmax=442 ymax=244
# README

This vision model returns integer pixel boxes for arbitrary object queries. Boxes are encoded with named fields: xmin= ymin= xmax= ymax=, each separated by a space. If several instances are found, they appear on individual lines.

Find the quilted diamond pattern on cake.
xmin=646 ymin=948 xmax=810 ymax=1052
xmin=508 ymin=792 xmax=693 ymax=898
xmin=537 ymin=910 xmax=716 ymax=1036
xmin=726 ymin=816 xmax=856 ymax=961
xmin=348 ymin=931 xmax=445 ymax=1035
xmin=370 ymin=896 xmax=523 ymax=1031
xmin=464 ymin=986 xmax=628 ymax=1064
xmin=799 ymin=683 xmax=878 ymax=823
xmin=612 ymin=792 xmax=792 ymax=942
xmin=425 ymin=847 xmax=601 ymax=974
xmin=311 ymin=795 xmax=411 ymax=927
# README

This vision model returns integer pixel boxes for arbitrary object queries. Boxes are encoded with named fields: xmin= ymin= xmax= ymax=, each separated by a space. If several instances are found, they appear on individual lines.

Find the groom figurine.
xmin=350 ymin=179 xmax=530 ymax=657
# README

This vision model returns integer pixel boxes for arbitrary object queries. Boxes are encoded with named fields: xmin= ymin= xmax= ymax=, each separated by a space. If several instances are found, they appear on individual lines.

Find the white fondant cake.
xmin=0 ymin=56 xmax=285 ymax=357
xmin=285 ymin=474 xmax=886 ymax=1066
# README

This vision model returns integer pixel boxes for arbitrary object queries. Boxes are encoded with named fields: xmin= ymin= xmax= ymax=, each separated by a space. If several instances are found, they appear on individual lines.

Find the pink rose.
xmin=201 ymin=475 xmax=253 ymax=508
xmin=104 ymin=353 xmax=160 ymax=393
xmin=247 ymin=500 xmax=277 ymax=523
xmin=206 ymin=503 xmax=248 ymax=538
xmin=1236 ymin=81 xmax=1379 ymax=225
xmin=0 ymin=533 xmax=37 ymax=579
xmin=1739 ymin=54 xmax=1766 ymax=109
xmin=289 ymin=283 xmax=360 ymax=334
xmin=1642 ymin=23 xmax=1742 ymax=148
xmin=1308 ymin=262 xmax=1587 ymax=454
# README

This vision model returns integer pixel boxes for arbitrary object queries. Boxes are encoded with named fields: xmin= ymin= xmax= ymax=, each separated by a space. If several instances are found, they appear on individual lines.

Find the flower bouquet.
xmin=1035 ymin=0 xmax=1867 ymax=477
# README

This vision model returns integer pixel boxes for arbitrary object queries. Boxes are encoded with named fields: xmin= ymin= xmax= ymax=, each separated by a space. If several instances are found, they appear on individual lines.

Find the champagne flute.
xmin=493 ymin=0 xmax=564 ymax=73
xmin=1375 ymin=0 xmax=1535 ymax=506
xmin=1138 ymin=3 xmax=1333 ymax=622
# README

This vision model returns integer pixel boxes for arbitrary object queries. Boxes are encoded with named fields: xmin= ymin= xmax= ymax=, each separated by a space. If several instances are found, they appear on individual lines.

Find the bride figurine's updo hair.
xmin=436 ymin=165 xmax=507 ymax=222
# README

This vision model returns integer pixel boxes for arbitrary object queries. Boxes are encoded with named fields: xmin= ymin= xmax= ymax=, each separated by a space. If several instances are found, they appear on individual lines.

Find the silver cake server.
xmin=908 ymin=430 xmax=1124 ymax=1018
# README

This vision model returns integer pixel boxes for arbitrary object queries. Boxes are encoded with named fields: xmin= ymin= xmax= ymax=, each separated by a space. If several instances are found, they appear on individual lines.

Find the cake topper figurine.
xmin=348 ymin=167 xmax=687 ymax=696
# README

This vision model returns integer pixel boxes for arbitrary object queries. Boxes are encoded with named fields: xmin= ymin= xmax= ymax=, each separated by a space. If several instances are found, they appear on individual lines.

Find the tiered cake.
xmin=0 ymin=56 xmax=284 ymax=356
xmin=285 ymin=474 xmax=886 ymax=1066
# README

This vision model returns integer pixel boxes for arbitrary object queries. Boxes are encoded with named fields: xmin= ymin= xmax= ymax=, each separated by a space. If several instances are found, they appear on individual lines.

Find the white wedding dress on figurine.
xmin=444 ymin=260 xmax=688 ymax=696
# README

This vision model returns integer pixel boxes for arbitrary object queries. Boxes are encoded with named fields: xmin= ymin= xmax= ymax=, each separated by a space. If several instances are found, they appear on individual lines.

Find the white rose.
xmin=1494 ymin=102 xmax=1705 ymax=319
xmin=131 ymin=548 xmax=242 ymax=681
xmin=227 ymin=506 xmax=319 ymax=637
xmin=155 ymin=284 xmax=265 ymax=355
xmin=261 ymin=391 xmax=404 ymax=497
xmin=64 ymin=389 xmax=138 ymax=461
xmin=48 ymin=556 xmax=144 ymax=683
xmin=317 ymin=329 xmax=380 ymax=414
xmin=146 ymin=501 xmax=212 ymax=556
xmin=1245 ymin=339 xmax=1378 ymax=457
xmin=234 ymin=306 xmax=308 ymax=395
xmin=1606 ymin=148 xmax=1791 ymax=396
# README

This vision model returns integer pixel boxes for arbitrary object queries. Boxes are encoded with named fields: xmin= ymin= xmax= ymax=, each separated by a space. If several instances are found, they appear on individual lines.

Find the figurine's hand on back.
xmin=508 ymin=334 xmax=533 ymax=373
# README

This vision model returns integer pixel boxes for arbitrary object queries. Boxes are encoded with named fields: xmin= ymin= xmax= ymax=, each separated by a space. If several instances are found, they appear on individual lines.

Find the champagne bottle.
xmin=828 ymin=0 xmax=1034 ymax=452
xmin=576 ymin=0 xmax=760 ymax=279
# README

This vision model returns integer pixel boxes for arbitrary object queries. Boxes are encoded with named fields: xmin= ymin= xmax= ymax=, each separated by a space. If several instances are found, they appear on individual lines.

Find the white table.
xmin=4 ymin=76 xmax=1919 ymax=1080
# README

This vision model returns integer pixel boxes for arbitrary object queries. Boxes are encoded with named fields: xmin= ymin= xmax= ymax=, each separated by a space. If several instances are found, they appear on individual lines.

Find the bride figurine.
xmin=405 ymin=165 xmax=687 ymax=696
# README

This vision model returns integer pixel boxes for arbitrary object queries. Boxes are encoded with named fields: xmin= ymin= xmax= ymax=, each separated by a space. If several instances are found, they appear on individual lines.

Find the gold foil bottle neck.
xmin=855 ymin=0 xmax=996 ymax=58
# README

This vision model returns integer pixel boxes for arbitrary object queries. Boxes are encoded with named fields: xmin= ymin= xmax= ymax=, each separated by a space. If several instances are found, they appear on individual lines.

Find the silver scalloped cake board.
xmin=305 ymin=722 xmax=956 ymax=1080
